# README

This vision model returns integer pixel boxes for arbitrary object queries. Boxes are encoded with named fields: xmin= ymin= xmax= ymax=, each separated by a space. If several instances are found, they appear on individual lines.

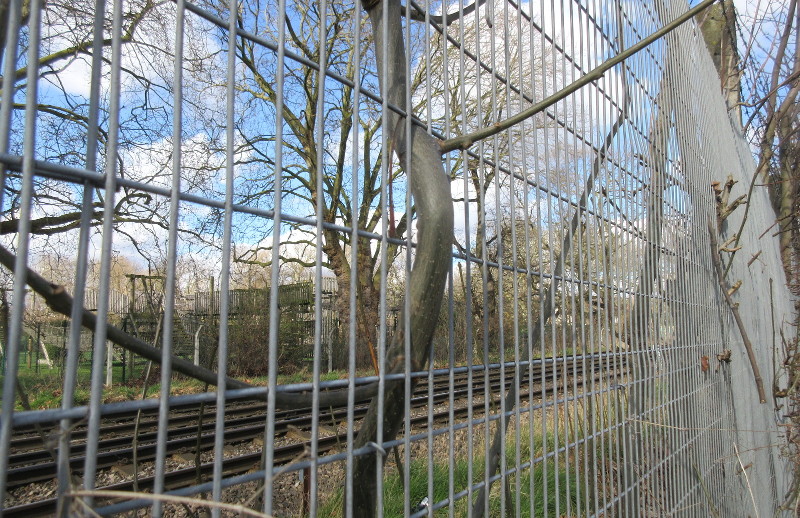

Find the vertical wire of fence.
xmin=0 ymin=0 xmax=794 ymax=516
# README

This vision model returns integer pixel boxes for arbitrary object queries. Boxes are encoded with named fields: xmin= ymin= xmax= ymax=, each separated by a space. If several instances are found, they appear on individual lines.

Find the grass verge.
xmin=319 ymin=429 xmax=580 ymax=517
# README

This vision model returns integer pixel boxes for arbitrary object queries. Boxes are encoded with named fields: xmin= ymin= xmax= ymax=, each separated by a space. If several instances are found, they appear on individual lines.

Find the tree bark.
xmin=349 ymin=0 xmax=454 ymax=515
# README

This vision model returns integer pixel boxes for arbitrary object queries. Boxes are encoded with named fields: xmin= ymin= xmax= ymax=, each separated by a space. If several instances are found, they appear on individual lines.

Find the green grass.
xmin=319 ymin=431 xmax=580 ymax=517
xmin=5 ymin=363 xmax=200 ymax=410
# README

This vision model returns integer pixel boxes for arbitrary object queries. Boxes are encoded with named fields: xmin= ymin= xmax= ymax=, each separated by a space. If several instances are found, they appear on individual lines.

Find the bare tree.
xmin=177 ymin=0 xmax=429 ymax=368
xmin=711 ymin=1 xmax=799 ymax=288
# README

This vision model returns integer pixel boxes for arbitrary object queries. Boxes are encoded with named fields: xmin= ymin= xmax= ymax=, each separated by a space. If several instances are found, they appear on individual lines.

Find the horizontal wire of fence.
xmin=0 ymin=0 xmax=794 ymax=516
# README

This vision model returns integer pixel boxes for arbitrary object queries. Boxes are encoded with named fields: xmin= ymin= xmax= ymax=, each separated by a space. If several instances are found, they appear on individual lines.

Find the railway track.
xmin=4 ymin=355 xmax=627 ymax=516
xmin=7 ymin=368 xmax=540 ymax=487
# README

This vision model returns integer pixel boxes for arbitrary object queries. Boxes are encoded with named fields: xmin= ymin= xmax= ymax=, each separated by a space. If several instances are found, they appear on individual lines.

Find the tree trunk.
xmin=697 ymin=0 xmax=741 ymax=120
xmin=323 ymin=234 xmax=380 ymax=370
xmin=777 ymin=116 xmax=799 ymax=290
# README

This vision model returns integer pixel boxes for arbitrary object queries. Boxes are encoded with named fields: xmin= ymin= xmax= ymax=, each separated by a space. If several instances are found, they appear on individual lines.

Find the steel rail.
xmin=6 ymin=356 xmax=621 ymax=488
xmin=4 ymin=360 xmax=627 ymax=517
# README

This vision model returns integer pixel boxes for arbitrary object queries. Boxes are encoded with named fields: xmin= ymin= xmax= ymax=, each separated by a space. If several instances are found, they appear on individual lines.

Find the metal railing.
xmin=0 ymin=0 xmax=793 ymax=516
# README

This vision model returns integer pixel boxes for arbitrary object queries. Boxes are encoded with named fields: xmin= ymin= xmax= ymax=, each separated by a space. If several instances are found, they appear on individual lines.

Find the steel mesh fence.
xmin=0 ymin=0 xmax=794 ymax=516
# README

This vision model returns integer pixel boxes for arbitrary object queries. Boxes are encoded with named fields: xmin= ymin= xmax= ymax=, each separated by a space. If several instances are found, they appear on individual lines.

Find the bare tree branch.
xmin=0 ymin=243 xmax=385 ymax=408
xmin=707 ymin=219 xmax=767 ymax=403
xmin=439 ymin=0 xmax=718 ymax=153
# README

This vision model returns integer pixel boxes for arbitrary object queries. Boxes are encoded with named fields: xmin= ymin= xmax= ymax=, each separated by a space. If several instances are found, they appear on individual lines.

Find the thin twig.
xmin=771 ymin=278 xmax=780 ymax=410
xmin=733 ymin=443 xmax=760 ymax=518
xmin=713 ymin=443 xmax=785 ymax=463
xmin=67 ymin=489 xmax=273 ymax=517
xmin=707 ymin=219 xmax=767 ymax=403
xmin=132 ymin=314 xmax=161 ymax=493
xmin=758 ymin=213 xmax=795 ymax=239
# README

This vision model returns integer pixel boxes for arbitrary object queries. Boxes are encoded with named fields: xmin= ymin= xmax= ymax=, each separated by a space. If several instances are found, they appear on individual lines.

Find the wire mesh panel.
xmin=0 ymin=0 xmax=793 ymax=516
